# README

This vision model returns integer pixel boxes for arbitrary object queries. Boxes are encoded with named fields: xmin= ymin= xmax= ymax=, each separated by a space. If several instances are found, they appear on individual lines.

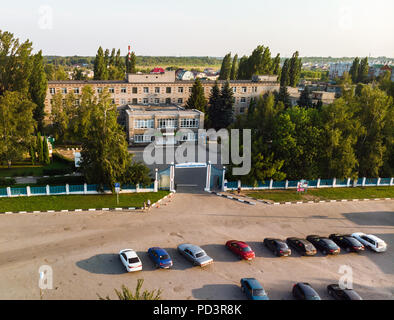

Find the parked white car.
xmin=119 ymin=249 xmax=142 ymax=272
xmin=351 ymin=233 xmax=387 ymax=253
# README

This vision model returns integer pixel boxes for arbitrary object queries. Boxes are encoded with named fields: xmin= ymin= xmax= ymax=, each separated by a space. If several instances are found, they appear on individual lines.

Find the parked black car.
xmin=306 ymin=235 xmax=340 ymax=255
xmin=327 ymin=284 xmax=362 ymax=300
xmin=292 ymin=283 xmax=321 ymax=300
xmin=263 ymin=238 xmax=291 ymax=257
xmin=329 ymin=234 xmax=365 ymax=253
xmin=286 ymin=237 xmax=317 ymax=256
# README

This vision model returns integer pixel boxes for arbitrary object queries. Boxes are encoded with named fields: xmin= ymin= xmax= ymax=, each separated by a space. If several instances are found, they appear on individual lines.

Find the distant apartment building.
xmin=329 ymin=63 xmax=352 ymax=79
xmin=45 ymin=70 xmax=280 ymax=120
xmin=118 ymin=104 xmax=204 ymax=146
xmin=287 ymin=87 xmax=335 ymax=106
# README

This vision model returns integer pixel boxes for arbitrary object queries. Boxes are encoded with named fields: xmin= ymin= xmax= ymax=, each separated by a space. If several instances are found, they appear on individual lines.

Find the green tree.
xmin=272 ymin=53 xmax=281 ymax=75
xmin=42 ymin=136 xmax=50 ymax=165
xmin=72 ymin=68 xmax=86 ymax=80
xmin=298 ymin=86 xmax=313 ymax=108
xmin=288 ymin=51 xmax=302 ymax=87
xmin=49 ymin=92 xmax=68 ymax=142
xmin=29 ymin=50 xmax=48 ymax=132
xmin=237 ymin=55 xmax=249 ymax=79
xmin=185 ymin=78 xmax=207 ymax=113
xmin=354 ymin=86 xmax=392 ymax=177
xmin=218 ymin=81 xmax=234 ymax=128
xmin=0 ymin=91 xmax=36 ymax=167
xmin=0 ymin=30 xmax=33 ymax=96
xmin=319 ymin=99 xmax=359 ymax=179
xmin=357 ymin=57 xmax=369 ymax=83
xmin=230 ymin=54 xmax=238 ymax=80
xmin=126 ymin=51 xmax=137 ymax=73
xmin=349 ymin=57 xmax=360 ymax=83
xmin=36 ymin=132 xmax=44 ymax=163
xmin=280 ymin=59 xmax=290 ymax=87
xmin=93 ymin=47 xmax=108 ymax=80
xmin=219 ymin=53 xmax=232 ymax=80
xmin=80 ymin=88 xmax=148 ymax=191
xmin=276 ymin=86 xmax=291 ymax=109
xmin=206 ymin=81 xmax=221 ymax=129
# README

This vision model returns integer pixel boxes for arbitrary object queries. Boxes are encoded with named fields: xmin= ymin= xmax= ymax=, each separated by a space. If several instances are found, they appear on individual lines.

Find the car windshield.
xmin=242 ymin=247 xmax=252 ymax=252
xmin=160 ymin=254 xmax=170 ymax=260
xmin=195 ymin=252 xmax=205 ymax=258
xmin=377 ymin=241 xmax=385 ymax=248
xmin=325 ymin=240 xmax=338 ymax=249
xmin=347 ymin=237 xmax=362 ymax=246
xmin=128 ymin=257 xmax=140 ymax=264
xmin=278 ymin=242 xmax=288 ymax=249
xmin=252 ymin=289 xmax=266 ymax=296
xmin=304 ymin=243 xmax=314 ymax=250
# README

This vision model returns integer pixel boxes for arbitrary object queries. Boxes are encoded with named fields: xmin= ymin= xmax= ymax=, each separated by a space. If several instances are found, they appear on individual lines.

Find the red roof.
xmin=151 ymin=68 xmax=165 ymax=74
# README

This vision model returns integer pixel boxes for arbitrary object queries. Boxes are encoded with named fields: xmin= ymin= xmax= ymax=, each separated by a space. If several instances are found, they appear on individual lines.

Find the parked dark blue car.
xmin=240 ymin=278 xmax=269 ymax=300
xmin=148 ymin=247 xmax=173 ymax=269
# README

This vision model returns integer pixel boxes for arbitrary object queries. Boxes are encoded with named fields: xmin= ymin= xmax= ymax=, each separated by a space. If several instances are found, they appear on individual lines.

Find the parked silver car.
xmin=177 ymin=244 xmax=213 ymax=267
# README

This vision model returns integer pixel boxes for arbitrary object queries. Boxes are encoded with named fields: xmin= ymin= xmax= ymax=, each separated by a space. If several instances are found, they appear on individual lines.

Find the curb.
xmin=264 ymin=198 xmax=394 ymax=206
xmin=0 ymin=192 xmax=176 ymax=215
xmin=207 ymin=191 xmax=256 ymax=205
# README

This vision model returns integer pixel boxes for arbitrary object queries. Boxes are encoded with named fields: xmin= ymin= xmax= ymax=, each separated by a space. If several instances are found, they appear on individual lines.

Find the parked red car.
xmin=226 ymin=240 xmax=255 ymax=260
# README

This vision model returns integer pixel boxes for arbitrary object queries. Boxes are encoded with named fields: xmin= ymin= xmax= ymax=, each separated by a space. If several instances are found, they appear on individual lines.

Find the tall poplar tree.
xmin=29 ymin=50 xmax=48 ymax=132
xmin=219 ymin=53 xmax=232 ymax=80
xmin=288 ymin=51 xmax=302 ymax=87
xmin=280 ymin=59 xmax=290 ymax=87
xmin=94 ymin=47 xmax=108 ymax=80
xmin=349 ymin=57 xmax=360 ymax=83
xmin=185 ymin=78 xmax=207 ymax=113
xmin=230 ymin=54 xmax=238 ymax=80
xmin=357 ymin=57 xmax=369 ymax=83
xmin=207 ymin=81 xmax=221 ymax=129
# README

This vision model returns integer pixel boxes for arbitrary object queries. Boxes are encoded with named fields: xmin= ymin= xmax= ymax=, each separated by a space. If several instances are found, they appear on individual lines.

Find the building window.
xmin=155 ymin=87 xmax=160 ymax=93
xmin=242 ymin=87 xmax=247 ymax=93
xmin=241 ymin=97 xmax=246 ymax=103
xmin=134 ymin=119 xmax=154 ymax=129
xmin=180 ymin=118 xmax=199 ymax=128
xmin=181 ymin=132 xmax=197 ymax=141
xmin=178 ymin=98 xmax=183 ymax=104
xmin=132 ymin=98 xmax=138 ymax=104
xmin=143 ymin=98 xmax=149 ymax=104
xmin=154 ymin=98 xmax=160 ymax=104
xmin=166 ymin=87 xmax=171 ymax=94
xmin=62 ymin=88 xmax=67 ymax=94
xmin=165 ymin=98 xmax=171 ymax=104
xmin=158 ymin=119 xmax=177 ymax=129
xmin=232 ymin=87 xmax=237 ymax=93
xmin=178 ymin=87 xmax=184 ymax=93
xmin=97 ymin=87 xmax=103 ymax=93
xmin=132 ymin=87 xmax=138 ymax=94
xmin=189 ymin=87 xmax=193 ymax=93
xmin=240 ymin=107 xmax=245 ymax=114
xmin=49 ymin=88 xmax=55 ymax=94
xmin=121 ymin=87 xmax=127 ymax=93
xmin=134 ymin=134 xmax=152 ymax=143
xmin=75 ymin=99 xmax=80 ymax=106
xmin=121 ymin=99 xmax=126 ymax=105
xmin=74 ymin=88 xmax=80 ymax=94
xmin=143 ymin=87 xmax=149 ymax=93
xmin=109 ymin=88 xmax=115 ymax=93
xmin=111 ymin=99 xmax=115 ymax=104
xmin=253 ymin=87 xmax=258 ymax=93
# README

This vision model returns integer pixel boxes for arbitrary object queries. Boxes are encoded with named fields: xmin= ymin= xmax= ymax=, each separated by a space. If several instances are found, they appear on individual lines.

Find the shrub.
xmin=0 ymin=178 xmax=16 ymax=186
xmin=42 ymin=167 xmax=72 ymax=176
xmin=37 ymin=175 xmax=86 ymax=185
xmin=98 ymin=279 xmax=162 ymax=300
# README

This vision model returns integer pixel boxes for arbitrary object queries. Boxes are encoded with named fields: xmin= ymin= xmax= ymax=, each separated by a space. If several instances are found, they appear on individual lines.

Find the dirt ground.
xmin=0 ymin=191 xmax=393 ymax=300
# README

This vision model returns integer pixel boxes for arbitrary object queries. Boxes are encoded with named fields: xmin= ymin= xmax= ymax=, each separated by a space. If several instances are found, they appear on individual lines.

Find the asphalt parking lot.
xmin=0 ymin=191 xmax=393 ymax=300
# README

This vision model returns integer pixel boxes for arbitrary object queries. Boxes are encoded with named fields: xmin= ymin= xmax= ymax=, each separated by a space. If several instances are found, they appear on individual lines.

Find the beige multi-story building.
xmin=45 ymin=71 xmax=280 ymax=119
xmin=118 ymin=104 xmax=204 ymax=146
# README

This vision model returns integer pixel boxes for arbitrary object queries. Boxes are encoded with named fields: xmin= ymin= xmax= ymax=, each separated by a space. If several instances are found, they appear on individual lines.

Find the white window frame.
xmin=155 ymin=87 xmax=160 ymax=93
xmin=242 ymin=87 xmax=247 ymax=93
xmin=49 ymin=88 xmax=55 ymax=94
xmin=121 ymin=87 xmax=127 ymax=93
xmin=74 ymin=88 xmax=80 ymax=94
xmin=109 ymin=88 xmax=115 ymax=93
xmin=134 ymin=134 xmax=152 ymax=143
xmin=134 ymin=119 xmax=154 ymax=129
xmin=158 ymin=119 xmax=177 ymax=129
xmin=178 ymin=87 xmax=184 ymax=93
xmin=62 ymin=88 xmax=67 ymax=94
xmin=180 ymin=118 xmax=199 ymax=128
xmin=143 ymin=87 xmax=149 ymax=93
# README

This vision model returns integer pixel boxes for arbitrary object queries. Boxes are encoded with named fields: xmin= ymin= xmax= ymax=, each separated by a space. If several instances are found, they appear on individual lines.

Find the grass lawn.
xmin=242 ymin=187 xmax=394 ymax=203
xmin=0 ymin=161 xmax=71 ymax=177
xmin=0 ymin=191 xmax=169 ymax=212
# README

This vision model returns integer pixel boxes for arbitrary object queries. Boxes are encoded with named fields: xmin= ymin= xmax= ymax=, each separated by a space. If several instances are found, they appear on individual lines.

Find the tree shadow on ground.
xmin=342 ymin=211 xmax=394 ymax=226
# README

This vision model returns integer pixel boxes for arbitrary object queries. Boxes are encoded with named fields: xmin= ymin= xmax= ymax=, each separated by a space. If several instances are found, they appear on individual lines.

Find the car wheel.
xmin=346 ymin=247 xmax=351 ymax=252
xmin=328 ymin=289 xmax=333 ymax=296
xmin=322 ymin=250 xmax=327 ymax=255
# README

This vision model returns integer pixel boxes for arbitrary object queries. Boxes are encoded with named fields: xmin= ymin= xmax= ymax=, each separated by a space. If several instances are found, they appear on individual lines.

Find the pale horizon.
xmin=1 ymin=0 xmax=393 ymax=58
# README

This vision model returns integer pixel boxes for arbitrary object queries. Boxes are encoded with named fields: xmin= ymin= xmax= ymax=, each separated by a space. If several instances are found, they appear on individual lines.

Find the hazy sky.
xmin=1 ymin=0 xmax=393 ymax=57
